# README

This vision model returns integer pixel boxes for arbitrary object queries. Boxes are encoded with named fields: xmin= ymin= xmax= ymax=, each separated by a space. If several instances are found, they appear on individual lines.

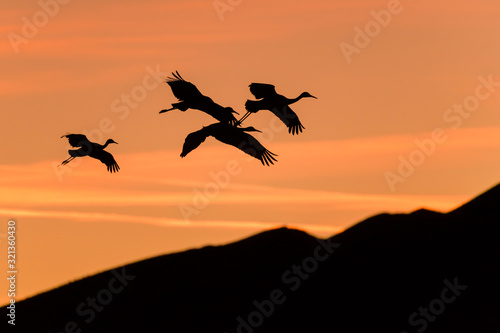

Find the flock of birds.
xmin=60 ymin=71 xmax=317 ymax=172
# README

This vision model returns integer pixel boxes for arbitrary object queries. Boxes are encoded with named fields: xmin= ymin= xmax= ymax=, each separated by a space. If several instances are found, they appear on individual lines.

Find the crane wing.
xmin=62 ymin=134 xmax=89 ymax=147
xmin=167 ymin=71 xmax=203 ymax=101
xmin=180 ymin=129 xmax=209 ymax=158
xmin=244 ymin=99 xmax=269 ymax=113
xmin=89 ymin=150 xmax=120 ymax=173
xmin=249 ymin=83 xmax=276 ymax=99
xmin=68 ymin=147 xmax=90 ymax=157
xmin=270 ymin=105 xmax=305 ymax=135
xmin=236 ymin=132 xmax=278 ymax=166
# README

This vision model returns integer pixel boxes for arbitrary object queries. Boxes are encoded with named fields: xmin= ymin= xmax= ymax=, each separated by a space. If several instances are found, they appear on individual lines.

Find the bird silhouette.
xmin=241 ymin=83 xmax=317 ymax=135
xmin=160 ymin=71 xmax=239 ymax=125
xmin=60 ymin=134 xmax=120 ymax=173
xmin=180 ymin=123 xmax=278 ymax=166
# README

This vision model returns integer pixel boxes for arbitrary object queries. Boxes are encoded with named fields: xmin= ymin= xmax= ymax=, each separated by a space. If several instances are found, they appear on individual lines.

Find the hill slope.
xmin=16 ymin=184 xmax=500 ymax=332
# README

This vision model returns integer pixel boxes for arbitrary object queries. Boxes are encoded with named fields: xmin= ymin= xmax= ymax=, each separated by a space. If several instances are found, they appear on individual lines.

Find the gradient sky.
xmin=1 ymin=0 xmax=500 ymax=304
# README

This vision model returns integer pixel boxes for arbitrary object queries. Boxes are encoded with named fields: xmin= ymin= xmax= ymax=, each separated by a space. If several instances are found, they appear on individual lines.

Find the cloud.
xmin=0 ymin=207 xmax=343 ymax=235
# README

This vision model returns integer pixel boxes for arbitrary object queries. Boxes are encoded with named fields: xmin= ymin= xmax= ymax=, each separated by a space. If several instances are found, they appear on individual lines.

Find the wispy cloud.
xmin=0 ymin=182 xmax=465 ymax=211
xmin=0 ymin=207 xmax=343 ymax=235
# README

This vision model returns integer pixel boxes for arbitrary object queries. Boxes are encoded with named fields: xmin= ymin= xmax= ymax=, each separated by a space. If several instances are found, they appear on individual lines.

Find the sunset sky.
xmin=1 ymin=0 xmax=500 ymax=305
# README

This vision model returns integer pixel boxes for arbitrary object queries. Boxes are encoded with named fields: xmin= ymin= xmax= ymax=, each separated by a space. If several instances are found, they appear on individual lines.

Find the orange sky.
xmin=1 ymin=0 xmax=500 ymax=305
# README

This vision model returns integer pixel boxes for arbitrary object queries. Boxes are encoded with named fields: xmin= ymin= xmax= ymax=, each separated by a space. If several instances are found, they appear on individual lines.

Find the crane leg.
xmin=60 ymin=156 xmax=75 ymax=166
xmin=235 ymin=111 xmax=252 ymax=126
xmin=159 ymin=107 xmax=175 ymax=114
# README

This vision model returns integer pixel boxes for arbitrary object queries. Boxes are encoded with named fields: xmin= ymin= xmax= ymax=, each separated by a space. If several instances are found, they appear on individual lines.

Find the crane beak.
xmin=310 ymin=95 xmax=317 ymax=99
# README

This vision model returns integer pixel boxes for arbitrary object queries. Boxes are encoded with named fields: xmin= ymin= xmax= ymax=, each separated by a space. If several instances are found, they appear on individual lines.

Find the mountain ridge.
xmin=15 ymin=183 xmax=500 ymax=332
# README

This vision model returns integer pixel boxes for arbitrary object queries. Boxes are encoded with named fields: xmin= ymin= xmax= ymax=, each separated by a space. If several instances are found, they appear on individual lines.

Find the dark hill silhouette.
xmin=15 ymin=184 xmax=500 ymax=332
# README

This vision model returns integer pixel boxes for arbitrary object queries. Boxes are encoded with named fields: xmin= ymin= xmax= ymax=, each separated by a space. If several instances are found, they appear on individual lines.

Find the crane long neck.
xmin=287 ymin=94 xmax=305 ymax=105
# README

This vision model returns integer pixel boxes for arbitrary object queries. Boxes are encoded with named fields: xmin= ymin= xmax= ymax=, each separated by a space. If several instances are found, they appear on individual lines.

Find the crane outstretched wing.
xmin=249 ymin=83 xmax=276 ymax=99
xmin=62 ymin=134 xmax=89 ymax=147
xmin=167 ymin=71 xmax=203 ymax=101
xmin=270 ymin=105 xmax=305 ymax=135
xmin=180 ymin=129 xmax=208 ymax=158
xmin=236 ymin=133 xmax=278 ymax=166
xmin=89 ymin=150 xmax=120 ymax=173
